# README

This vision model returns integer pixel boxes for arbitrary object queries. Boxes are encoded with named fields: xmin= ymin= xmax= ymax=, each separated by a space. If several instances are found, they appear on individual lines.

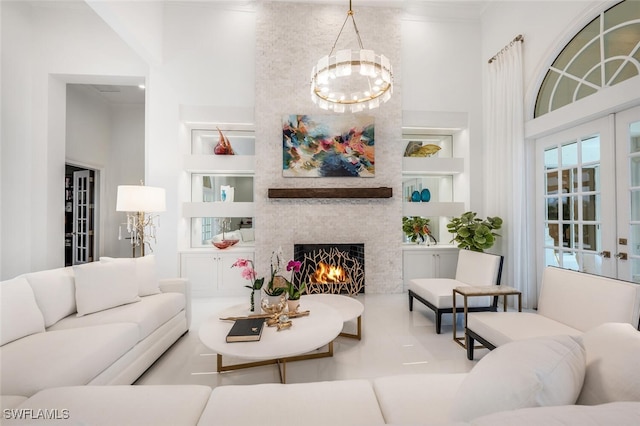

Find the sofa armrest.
xmin=159 ymin=278 xmax=191 ymax=329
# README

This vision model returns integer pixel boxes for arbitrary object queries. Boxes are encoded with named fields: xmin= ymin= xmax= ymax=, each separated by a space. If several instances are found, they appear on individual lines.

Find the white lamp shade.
xmin=116 ymin=185 xmax=166 ymax=212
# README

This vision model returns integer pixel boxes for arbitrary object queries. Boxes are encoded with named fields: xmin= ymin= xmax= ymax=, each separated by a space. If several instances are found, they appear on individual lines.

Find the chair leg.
xmin=435 ymin=312 xmax=442 ymax=334
xmin=408 ymin=293 xmax=414 ymax=311
xmin=466 ymin=333 xmax=475 ymax=360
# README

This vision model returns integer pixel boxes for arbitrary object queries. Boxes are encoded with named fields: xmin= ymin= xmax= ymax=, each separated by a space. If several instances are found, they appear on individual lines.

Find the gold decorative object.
xmin=404 ymin=141 xmax=441 ymax=157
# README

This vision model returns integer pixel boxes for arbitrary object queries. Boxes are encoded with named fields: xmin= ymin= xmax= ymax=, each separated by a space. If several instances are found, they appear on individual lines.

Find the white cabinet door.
xmin=180 ymin=250 xmax=255 ymax=297
xmin=181 ymin=253 xmax=217 ymax=298
xmin=402 ymin=247 xmax=459 ymax=291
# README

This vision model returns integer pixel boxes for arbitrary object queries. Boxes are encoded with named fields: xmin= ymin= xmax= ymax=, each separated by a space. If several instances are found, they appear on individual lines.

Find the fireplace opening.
xmin=293 ymin=244 xmax=365 ymax=295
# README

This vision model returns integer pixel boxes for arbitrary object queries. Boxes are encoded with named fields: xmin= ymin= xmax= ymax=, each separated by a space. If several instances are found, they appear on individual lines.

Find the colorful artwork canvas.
xmin=282 ymin=115 xmax=375 ymax=177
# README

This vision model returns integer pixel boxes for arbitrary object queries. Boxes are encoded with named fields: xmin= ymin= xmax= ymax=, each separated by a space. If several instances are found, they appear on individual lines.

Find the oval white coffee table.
xmin=199 ymin=300 xmax=343 ymax=383
xmin=302 ymin=294 xmax=364 ymax=340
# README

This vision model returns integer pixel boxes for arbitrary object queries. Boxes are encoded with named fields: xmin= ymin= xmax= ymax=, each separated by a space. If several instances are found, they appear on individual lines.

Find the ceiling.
xmin=89 ymin=84 xmax=145 ymax=105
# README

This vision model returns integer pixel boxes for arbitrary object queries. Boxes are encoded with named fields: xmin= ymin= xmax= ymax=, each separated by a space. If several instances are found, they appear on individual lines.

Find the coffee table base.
xmin=216 ymin=341 xmax=334 ymax=383
xmin=339 ymin=315 xmax=362 ymax=340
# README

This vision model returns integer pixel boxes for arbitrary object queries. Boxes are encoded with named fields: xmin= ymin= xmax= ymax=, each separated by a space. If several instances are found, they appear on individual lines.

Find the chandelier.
xmin=310 ymin=0 xmax=393 ymax=113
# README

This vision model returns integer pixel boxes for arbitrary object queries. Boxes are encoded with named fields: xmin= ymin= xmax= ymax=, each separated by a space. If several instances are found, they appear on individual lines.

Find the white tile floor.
xmin=134 ymin=293 xmax=488 ymax=388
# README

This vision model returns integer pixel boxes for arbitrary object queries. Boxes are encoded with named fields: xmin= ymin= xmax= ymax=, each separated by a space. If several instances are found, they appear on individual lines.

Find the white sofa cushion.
xmin=0 ymin=323 xmax=138 ymax=397
xmin=469 ymin=401 xmax=640 ymax=425
xmin=538 ymin=267 xmax=640 ymax=331
xmin=0 ymin=277 xmax=45 ymax=345
xmin=451 ymin=335 xmax=586 ymax=422
xmin=373 ymin=373 xmax=467 ymax=424
xmin=198 ymin=380 xmax=386 ymax=426
xmin=74 ymin=261 xmax=140 ymax=316
xmin=409 ymin=279 xmax=491 ymax=308
xmin=100 ymin=255 xmax=161 ymax=297
xmin=577 ymin=322 xmax=640 ymax=405
xmin=48 ymin=292 xmax=185 ymax=341
xmin=23 ymin=267 xmax=76 ymax=327
xmin=467 ymin=311 xmax=581 ymax=347
xmin=5 ymin=385 xmax=212 ymax=426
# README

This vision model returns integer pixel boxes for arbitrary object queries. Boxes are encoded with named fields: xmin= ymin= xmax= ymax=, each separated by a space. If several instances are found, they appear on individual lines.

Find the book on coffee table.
xmin=226 ymin=317 xmax=266 ymax=343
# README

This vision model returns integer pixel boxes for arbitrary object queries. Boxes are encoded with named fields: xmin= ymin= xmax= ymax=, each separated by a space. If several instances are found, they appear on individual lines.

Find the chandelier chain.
xmin=328 ymin=3 xmax=365 ymax=57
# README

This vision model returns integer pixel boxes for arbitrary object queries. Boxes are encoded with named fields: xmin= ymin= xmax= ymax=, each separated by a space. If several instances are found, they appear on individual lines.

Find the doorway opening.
xmin=65 ymin=164 xmax=99 ymax=266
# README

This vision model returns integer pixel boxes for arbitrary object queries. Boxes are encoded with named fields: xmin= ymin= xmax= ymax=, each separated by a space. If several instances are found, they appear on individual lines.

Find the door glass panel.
xmin=581 ymin=252 xmax=602 ymax=275
xmin=630 ymin=224 xmax=640 ymax=256
xmin=582 ymin=135 xmax=600 ymax=162
xmin=546 ymin=171 xmax=559 ymax=194
xmin=562 ymin=142 xmax=578 ymax=167
xmin=582 ymin=194 xmax=598 ymax=221
xmin=545 ymin=147 xmax=559 ymax=169
xmin=547 ymin=198 xmax=559 ymax=220
xmin=541 ymin=131 xmax=603 ymax=273
xmin=631 ymin=259 xmax=640 ymax=284
xmin=630 ymin=156 xmax=640 ymax=186
xmin=631 ymin=190 xmax=640 ymax=221
xmin=544 ymin=248 xmax=560 ymax=267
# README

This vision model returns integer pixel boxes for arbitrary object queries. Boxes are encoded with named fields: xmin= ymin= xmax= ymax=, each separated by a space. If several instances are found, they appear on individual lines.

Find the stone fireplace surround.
xmin=253 ymin=3 xmax=403 ymax=294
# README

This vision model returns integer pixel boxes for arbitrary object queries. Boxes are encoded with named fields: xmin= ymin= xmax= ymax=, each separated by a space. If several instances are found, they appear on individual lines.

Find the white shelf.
xmin=402 ymin=202 xmax=465 ymax=217
xmin=184 ymin=155 xmax=255 ymax=173
xmin=402 ymin=157 xmax=464 ymax=175
xmin=182 ymin=201 xmax=255 ymax=218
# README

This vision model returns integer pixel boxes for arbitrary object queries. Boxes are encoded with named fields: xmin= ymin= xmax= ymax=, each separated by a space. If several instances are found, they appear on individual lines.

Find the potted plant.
xmin=285 ymin=281 xmax=306 ymax=313
xmin=402 ymin=216 xmax=437 ymax=245
xmin=446 ymin=211 xmax=503 ymax=252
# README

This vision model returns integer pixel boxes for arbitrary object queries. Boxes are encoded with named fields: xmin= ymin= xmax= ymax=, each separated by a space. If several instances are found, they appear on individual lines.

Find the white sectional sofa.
xmin=465 ymin=266 xmax=640 ymax=359
xmin=0 ymin=256 xmax=190 ymax=398
xmin=2 ymin=322 xmax=639 ymax=425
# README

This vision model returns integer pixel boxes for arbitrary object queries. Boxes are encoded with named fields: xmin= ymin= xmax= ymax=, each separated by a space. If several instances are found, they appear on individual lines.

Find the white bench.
xmin=465 ymin=266 xmax=640 ymax=359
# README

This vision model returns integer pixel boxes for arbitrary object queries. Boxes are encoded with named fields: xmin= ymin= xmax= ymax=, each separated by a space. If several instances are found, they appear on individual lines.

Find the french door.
xmin=536 ymin=106 xmax=640 ymax=281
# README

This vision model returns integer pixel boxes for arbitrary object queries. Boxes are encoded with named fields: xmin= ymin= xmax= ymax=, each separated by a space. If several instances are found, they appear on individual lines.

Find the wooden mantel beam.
xmin=268 ymin=187 xmax=393 ymax=199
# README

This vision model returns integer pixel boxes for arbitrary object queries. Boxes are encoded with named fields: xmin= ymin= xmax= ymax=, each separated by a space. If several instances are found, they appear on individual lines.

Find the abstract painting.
xmin=282 ymin=114 xmax=375 ymax=177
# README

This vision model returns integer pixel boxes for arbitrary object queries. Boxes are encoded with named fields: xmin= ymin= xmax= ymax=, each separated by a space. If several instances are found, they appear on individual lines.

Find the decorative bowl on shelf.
xmin=212 ymin=239 xmax=240 ymax=249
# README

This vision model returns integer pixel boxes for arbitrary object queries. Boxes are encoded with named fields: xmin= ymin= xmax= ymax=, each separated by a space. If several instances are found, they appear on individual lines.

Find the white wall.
xmin=0 ymin=1 xmax=147 ymax=279
xmin=2 ymin=0 xmax=615 ymax=284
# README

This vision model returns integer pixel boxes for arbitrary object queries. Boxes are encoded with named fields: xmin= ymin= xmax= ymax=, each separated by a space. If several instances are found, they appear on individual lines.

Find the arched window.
xmin=535 ymin=0 xmax=640 ymax=118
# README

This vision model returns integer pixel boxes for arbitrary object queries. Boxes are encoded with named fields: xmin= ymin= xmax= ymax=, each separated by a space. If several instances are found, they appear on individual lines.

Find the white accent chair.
xmin=408 ymin=249 xmax=504 ymax=334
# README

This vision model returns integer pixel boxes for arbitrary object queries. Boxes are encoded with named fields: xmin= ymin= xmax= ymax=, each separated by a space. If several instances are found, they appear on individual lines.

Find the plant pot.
xmin=287 ymin=299 xmax=300 ymax=313
xmin=261 ymin=294 xmax=286 ymax=314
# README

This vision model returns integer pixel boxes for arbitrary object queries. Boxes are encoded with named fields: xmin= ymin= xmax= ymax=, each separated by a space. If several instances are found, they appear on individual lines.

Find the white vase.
xmin=250 ymin=289 xmax=261 ymax=313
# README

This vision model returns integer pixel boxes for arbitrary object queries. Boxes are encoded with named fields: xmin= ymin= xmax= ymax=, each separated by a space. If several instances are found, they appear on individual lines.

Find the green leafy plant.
xmin=402 ymin=216 xmax=437 ymax=244
xmin=286 ymin=281 xmax=306 ymax=301
xmin=446 ymin=211 xmax=503 ymax=252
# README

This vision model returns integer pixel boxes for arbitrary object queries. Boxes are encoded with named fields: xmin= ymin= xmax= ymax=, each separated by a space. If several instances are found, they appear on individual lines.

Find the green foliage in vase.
xmin=286 ymin=281 xmax=306 ymax=300
xmin=402 ymin=216 xmax=433 ymax=244
xmin=446 ymin=211 xmax=503 ymax=252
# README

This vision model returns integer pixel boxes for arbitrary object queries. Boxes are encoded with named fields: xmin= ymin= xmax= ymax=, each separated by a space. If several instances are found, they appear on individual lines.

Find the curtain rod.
xmin=488 ymin=34 xmax=524 ymax=64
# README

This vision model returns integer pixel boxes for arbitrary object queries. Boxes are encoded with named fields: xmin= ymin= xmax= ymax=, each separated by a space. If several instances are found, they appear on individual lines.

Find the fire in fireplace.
xmin=293 ymin=244 xmax=365 ymax=295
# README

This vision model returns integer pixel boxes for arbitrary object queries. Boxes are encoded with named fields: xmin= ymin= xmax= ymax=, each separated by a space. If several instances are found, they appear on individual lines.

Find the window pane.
xmin=544 ymin=248 xmax=560 ymax=267
xmin=562 ymin=142 xmax=578 ymax=167
xmin=630 ymin=224 xmax=640 ymax=256
xmin=547 ymin=197 xmax=559 ymax=220
xmin=630 ymin=156 xmax=640 ymax=186
xmin=561 ymin=169 xmax=571 ymax=193
xmin=632 ymin=259 xmax=640 ymax=284
xmin=581 ymin=166 xmax=599 ymax=191
xmin=582 ymin=194 xmax=599 ymax=221
xmin=582 ymin=224 xmax=599 ymax=251
xmin=561 ymin=251 xmax=580 ymax=270
xmin=551 ymin=77 xmax=579 ymax=111
xmin=581 ymin=252 xmax=602 ymax=275
xmin=632 ymin=190 xmax=640 ymax=221
xmin=544 ymin=147 xmax=559 ymax=169
xmin=581 ymin=135 xmax=600 ymax=163
xmin=546 ymin=223 xmax=560 ymax=246
xmin=546 ymin=171 xmax=559 ymax=195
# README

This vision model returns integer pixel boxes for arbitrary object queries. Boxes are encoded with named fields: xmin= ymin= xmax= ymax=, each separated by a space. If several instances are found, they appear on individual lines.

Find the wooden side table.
xmin=452 ymin=285 xmax=522 ymax=349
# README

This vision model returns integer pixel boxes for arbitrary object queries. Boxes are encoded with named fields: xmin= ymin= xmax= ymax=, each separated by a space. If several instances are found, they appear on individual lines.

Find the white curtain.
xmin=485 ymin=40 xmax=534 ymax=308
